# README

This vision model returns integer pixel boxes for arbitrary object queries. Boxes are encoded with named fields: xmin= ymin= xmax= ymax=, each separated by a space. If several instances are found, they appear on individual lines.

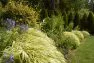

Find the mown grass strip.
xmin=70 ymin=36 xmax=94 ymax=63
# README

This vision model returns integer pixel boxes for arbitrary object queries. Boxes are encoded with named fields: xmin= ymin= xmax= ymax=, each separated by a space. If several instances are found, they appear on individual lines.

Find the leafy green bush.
xmin=42 ymin=14 xmax=64 ymax=32
xmin=82 ymin=31 xmax=90 ymax=38
xmin=1 ymin=1 xmax=39 ymax=26
xmin=0 ymin=28 xmax=66 ymax=63
xmin=41 ymin=15 xmax=65 ymax=46
xmin=72 ymin=30 xmax=84 ymax=41
xmin=41 ymin=17 xmax=52 ymax=32
xmin=59 ymin=32 xmax=80 ymax=50
xmin=65 ymin=22 xmax=74 ymax=31
xmin=78 ymin=9 xmax=89 ymax=18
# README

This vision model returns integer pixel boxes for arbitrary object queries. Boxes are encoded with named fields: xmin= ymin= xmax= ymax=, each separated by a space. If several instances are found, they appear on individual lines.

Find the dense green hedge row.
xmin=62 ymin=30 xmax=90 ymax=49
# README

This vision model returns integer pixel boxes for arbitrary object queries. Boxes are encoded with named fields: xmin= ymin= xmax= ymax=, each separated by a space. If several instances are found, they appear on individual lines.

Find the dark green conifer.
xmin=80 ymin=13 xmax=88 ymax=30
xmin=87 ymin=11 xmax=94 ymax=33
xmin=73 ymin=12 xmax=80 ymax=28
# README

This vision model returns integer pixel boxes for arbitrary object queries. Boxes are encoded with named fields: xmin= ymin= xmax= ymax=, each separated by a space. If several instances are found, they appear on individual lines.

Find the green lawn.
xmin=70 ymin=36 xmax=94 ymax=63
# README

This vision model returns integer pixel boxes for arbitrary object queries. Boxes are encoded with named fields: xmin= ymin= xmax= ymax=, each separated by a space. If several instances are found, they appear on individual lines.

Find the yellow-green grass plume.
xmin=0 ymin=28 xmax=66 ymax=63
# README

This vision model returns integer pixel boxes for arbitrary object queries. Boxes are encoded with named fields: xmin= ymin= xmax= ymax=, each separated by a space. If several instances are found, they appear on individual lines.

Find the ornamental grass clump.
xmin=82 ymin=31 xmax=90 ymax=38
xmin=60 ymin=32 xmax=80 ymax=50
xmin=72 ymin=31 xmax=84 ymax=41
xmin=0 ymin=28 xmax=66 ymax=63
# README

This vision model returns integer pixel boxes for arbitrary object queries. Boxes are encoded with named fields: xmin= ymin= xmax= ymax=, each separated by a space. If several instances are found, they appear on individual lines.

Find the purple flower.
xmin=6 ymin=54 xmax=14 ymax=63
xmin=20 ymin=23 xmax=28 ymax=31
xmin=9 ymin=55 xmax=14 ymax=62
xmin=12 ymin=20 xmax=15 ymax=26
xmin=6 ymin=18 xmax=16 ymax=30
xmin=3 ymin=53 xmax=14 ymax=63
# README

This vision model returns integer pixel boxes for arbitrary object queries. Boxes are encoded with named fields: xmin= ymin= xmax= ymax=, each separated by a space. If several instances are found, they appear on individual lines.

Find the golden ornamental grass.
xmin=0 ymin=28 xmax=66 ymax=63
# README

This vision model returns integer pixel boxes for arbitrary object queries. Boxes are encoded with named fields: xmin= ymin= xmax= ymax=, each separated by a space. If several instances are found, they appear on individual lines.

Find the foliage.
xmin=78 ymin=12 xmax=94 ymax=34
xmin=63 ymin=11 xmax=68 ymax=28
xmin=63 ymin=12 xmax=74 ymax=31
xmin=78 ymin=9 xmax=89 ymax=18
xmin=89 ymin=0 xmax=94 ymax=12
xmin=41 ymin=17 xmax=52 ymax=32
xmin=68 ymin=12 xmax=74 ymax=24
xmin=82 ymin=31 xmax=90 ymax=38
xmin=0 ymin=28 xmax=66 ymax=63
xmin=0 ymin=0 xmax=9 ymax=7
xmin=59 ymin=0 xmax=88 ymax=12
xmin=1 ymin=1 xmax=39 ymax=26
xmin=41 ymin=14 xmax=65 ymax=46
xmin=0 ymin=3 xmax=3 ymax=16
xmin=87 ymin=12 xmax=94 ymax=34
xmin=0 ymin=28 xmax=10 ymax=53
xmin=73 ymin=12 xmax=80 ymax=28
xmin=43 ymin=15 xmax=64 ymax=32
xmin=80 ymin=13 xmax=88 ymax=30
xmin=65 ymin=22 xmax=74 ymax=31
xmin=0 ymin=3 xmax=4 ymax=26
xmin=72 ymin=31 xmax=84 ymax=41
xmin=13 ymin=0 xmax=42 ymax=10
xmin=74 ymin=25 xmax=80 ymax=30
xmin=11 ymin=0 xmax=89 ymax=19
xmin=0 ymin=27 xmax=19 ymax=57
xmin=59 ymin=32 xmax=80 ymax=50
xmin=72 ymin=0 xmax=88 ymax=11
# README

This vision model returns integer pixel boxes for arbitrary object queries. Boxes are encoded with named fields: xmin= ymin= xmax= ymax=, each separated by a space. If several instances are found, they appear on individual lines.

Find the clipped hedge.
xmin=0 ymin=28 xmax=66 ymax=63
xmin=59 ymin=32 xmax=80 ymax=50
xmin=72 ymin=31 xmax=84 ymax=41
xmin=82 ymin=31 xmax=90 ymax=38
